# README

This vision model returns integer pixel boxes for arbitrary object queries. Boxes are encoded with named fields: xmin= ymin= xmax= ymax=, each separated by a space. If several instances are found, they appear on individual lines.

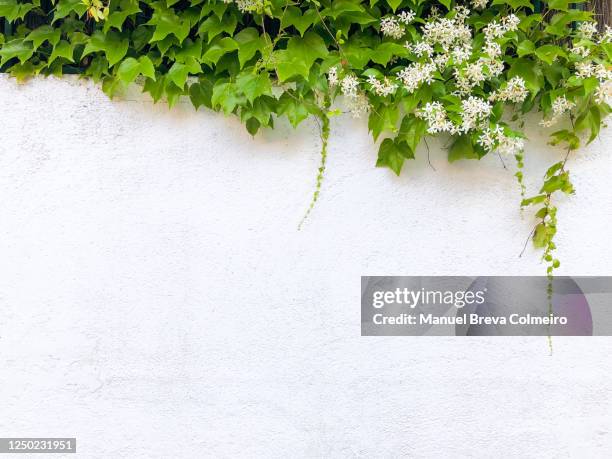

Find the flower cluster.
xmin=578 ymin=21 xmax=599 ymax=40
xmin=460 ymin=96 xmax=492 ymax=132
xmin=340 ymin=74 xmax=359 ymax=98
xmin=596 ymin=80 xmax=612 ymax=106
xmin=540 ymin=96 xmax=576 ymax=128
xmin=222 ymin=0 xmax=264 ymax=13
xmin=366 ymin=75 xmax=398 ymax=97
xmin=339 ymin=74 xmax=370 ymax=117
xmin=380 ymin=10 xmax=415 ymax=39
xmin=471 ymin=0 xmax=488 ymax=9
xmin=489 ymin=77 xmax=529 ymax=104
xmin=397 ymin=62 xmax=436 ymax=93
xmin=477 ymin=126 xmax=525 ymax=156
xmin=327 ymin=66 xmax=338 ymax=88
xmin=416 ymin=102 xmax=453 ymax=134
xmin=326 ymin=2 xmax=609 ymax=154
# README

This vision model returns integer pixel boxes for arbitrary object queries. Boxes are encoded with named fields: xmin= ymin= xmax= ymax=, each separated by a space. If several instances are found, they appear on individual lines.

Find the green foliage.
xmin=0 ymin=0 xmax=610 ymax=271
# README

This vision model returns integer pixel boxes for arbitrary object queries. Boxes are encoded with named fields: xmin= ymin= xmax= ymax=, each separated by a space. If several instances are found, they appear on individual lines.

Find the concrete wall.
xmin=1 ymin=75 xmax=611 ymax=457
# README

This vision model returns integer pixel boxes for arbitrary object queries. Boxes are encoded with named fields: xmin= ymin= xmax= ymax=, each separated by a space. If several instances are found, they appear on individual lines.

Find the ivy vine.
xmin=1 ymin=0 xmax=610 ymax=275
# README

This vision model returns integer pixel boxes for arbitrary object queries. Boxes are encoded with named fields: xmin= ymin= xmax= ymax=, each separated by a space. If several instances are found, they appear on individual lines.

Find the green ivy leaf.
xmin=0 ymin=39 xmax=33 ymax=66
xmin=116 ymin=55 xmax=156 ymax=84
xmin=372 ymin=42 xmax=407 ymax=66
xmin=533 ymin=223 xmax=550 ymax=248
xmin=280 ymin=7 xmax=318 ymax=36
xmin=275 ymin=32 xmax=328 ymax=81
xmin=517 ymin=40 xmax=535 ymax=57
xmin=235 ymin=71 xmax=272 ymax=104
xmin=521 ymin=194 xmax=547 ymax=207
xmin=575 ymin=105 xmax=601 ymax=144
xmin=211 ymin=80 xmax=244 ymax=114
xmin=276 ymin=92 xmax=310 ymax=128
xmin=148 ymin=5 xmax=191 ymax=43
xmin=535 ymin=44 xmax=566 ymax=65
xmin=233 ymin=28 xmax=266 ymax=68
xmin=9 ymin=61 xmax=37 ymax=81
xmin=368 ymin=104 xmax=399 ymax=141
xmin=448 ymin=135 xmax=479 ymax=162
xmin=376 ymin=138 xmax=405 ymax=175
xmin=103 ymin=0 xmax=141 ymax=33
xmin=491 ymin=0 xmax=534 ymax=10
xmin=26 ymin=26 xmax=61 ymax=51
xmin=117 ymin=57 xmax=141 ymax=84
xmin=189 ymin=77 xmax=213 ymax=109
xmin=247 ymin=96 xmax=275 ymax=126
xmin=549 ymin=129 xmax=580 ymax=150
xmin=202 ymin=37 xmax=238 ymax=65
xmin=143 ymin=74 xmax=166 ymax=103
xmin=198 ymin=12 xmax=237 ymax=42
xmin=0 ymin=0 xmax=35 ymax=22
xmin=245 ymin=117 xmax=260 ymax=136
xmin=397 ymin=115 xmax=427 ymax=153
xmin=82 ymin=31 xmax=129 ymax=67
xmin=53 ymin=0 xmax=88 ymax=23
xmin=47 ymin=40 xmax=75 ymax=65
xmin=509 ymin=58 xmax=543 ymax=93
xmin=138 ymin=56 xmax=156 ymax=80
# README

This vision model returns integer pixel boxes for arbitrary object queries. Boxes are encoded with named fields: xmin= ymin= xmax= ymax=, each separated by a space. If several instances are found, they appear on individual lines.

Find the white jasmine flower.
xmin=484 ymin=21 xmax=505 ymax=40
xmin=600 ymin=25 xmax=612 ymax=44
xmin=340 ymin=74 xmax=359 ymax=97
xmin=552 ymin=96 xmax=575 ymax=115
xmin=570 ymin=46 xmax=590 ymax=58
xmin=433 ymin=53 xmax=450 ymax=69
xmin=595 ymin=80 xmax=612 ymax=105
xmin=484 ymin=15 xmax=519 ymax=41
xmin=328 ymin=66 xmax=338 ymax=87
xmin=490 ymin=76 xmax=529 ymax=104
xmin=576 ymin=61 xmax=596 ymax=78
xmin=422 ymin=17 xmax=471 ymax=48
xmin=484 ymin=58 xmax=505 ymax=77
xmin=409 ymin=41 xmax=435 ymax=57
xmin=347 ymin=92 xmax=370 ymax=118
xmin=502 ymin=14 xmax=520 ymax=33
xmin=498 ymin=135 xmax=524 ymax=156
xmin=465 ymin=61 xmax=486 ymax=86
xmin=398 ymin=10 xmax=415 ymax=24
xmin=366 ymin=75 xmax=398 ymax=97
xmin=381 ymin=17 xmax=404 ymax=39
xmin=478 ymin=128 xmax=497 ymax=151
xmin=454 ymin=69 xmax=473 ymax=95
xmin=578 ymin=22 xmax=598 ymax=40
xmin=454 ymin=6 xmax=470 ymax=22
xmin=595 ymin=64 xmax=612 ymax=82
xmin=230 ymin=0 xmax=264 ymax=13
xmin=416 ymin=101 xmax=453 ymax=133
xmin=484 ymin=42 xmax=502 ymax=59
xmin=452 ymin=44 xmax=472 ymax=64
xmin=471 ymin=0 xmax=488 ymax=9
xmin=540 ymin=96 xmax=575 ymax=127
xmin=397 ymin=62 xmax=436 ymax=93
xmin=460 ymin=96 xmax=492 ymax=132
xmin=478 ymin=125 xmax=524 ymax=155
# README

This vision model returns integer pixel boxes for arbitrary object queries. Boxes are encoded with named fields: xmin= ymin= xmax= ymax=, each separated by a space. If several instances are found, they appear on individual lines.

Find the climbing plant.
xmin=0 ymin=0 xmax=611 ymax=274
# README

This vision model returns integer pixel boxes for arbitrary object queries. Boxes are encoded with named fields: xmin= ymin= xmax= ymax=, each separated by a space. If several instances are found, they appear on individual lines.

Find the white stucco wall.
xmin=1 ymin=75 xmax=612 ymax=458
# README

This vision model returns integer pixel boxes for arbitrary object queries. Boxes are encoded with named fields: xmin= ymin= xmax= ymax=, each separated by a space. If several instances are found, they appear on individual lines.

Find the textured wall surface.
xmin=1 ymin=75 xmax=612 ymax=458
